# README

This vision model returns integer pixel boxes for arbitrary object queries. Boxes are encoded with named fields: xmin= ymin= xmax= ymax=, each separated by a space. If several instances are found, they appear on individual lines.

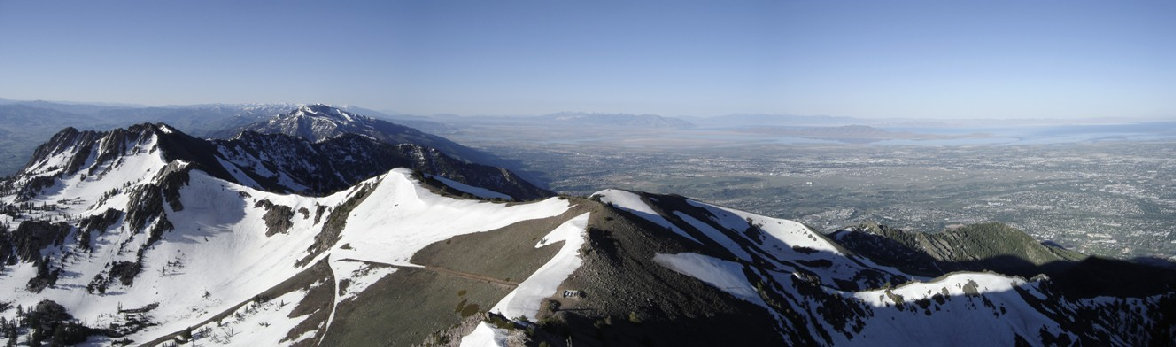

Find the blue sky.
xmin=0 ymin=0 xmax=1173 ymax=119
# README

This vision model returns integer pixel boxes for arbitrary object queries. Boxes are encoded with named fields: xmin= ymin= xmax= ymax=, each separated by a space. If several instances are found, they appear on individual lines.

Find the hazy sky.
xmin=1 ymin=0 xmax=1173 ymax=119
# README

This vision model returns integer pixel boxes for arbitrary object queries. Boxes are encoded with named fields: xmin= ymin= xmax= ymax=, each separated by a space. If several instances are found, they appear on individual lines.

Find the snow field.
xmin=182 ymin=286 xmax=315 ymax=346
xmin=332 ymin=169 xmax=570 ymax=268
xmin=840 ymin=273 xmax=1068 ymax=346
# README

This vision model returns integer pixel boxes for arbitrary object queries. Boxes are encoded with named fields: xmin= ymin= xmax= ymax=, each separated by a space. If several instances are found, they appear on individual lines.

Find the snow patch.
xmin=853 ymin=272 xmax=1024 ymax=306
xmin=333 ymin=260 xmax=398 ymax=302
xmin=652 ymin=253 xmax=767 ymax=307
xmin=460 ymin=322 xmax=508 ymax=347
xmin=492 ymin=213 xmax=590 ymax=320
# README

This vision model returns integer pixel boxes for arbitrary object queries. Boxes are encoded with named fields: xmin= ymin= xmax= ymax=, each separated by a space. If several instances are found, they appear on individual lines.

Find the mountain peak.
xmin=242 ymin=105 xmax=380 ymax=143
xmin=19 ymin=122 xmax=174 ymax=178
xmin=288 ymin=104 xmax=367 ymax=123
xmin=233 ymin=106 xmax=517 ymax=169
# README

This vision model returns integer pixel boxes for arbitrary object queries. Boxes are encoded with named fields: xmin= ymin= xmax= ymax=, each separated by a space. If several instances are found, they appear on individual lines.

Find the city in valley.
xmin=444 ymin=123 xmax=1176 ymax=261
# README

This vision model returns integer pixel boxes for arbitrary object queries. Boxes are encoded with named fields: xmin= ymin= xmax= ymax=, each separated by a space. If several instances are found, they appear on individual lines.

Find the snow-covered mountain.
xmin=0 ymin=100 xmax=300 ymax=176
xmin=234 ymin=105 xmax=377 ymax=143
xmin=8 ymin=123 xmax=548 ymax=201
xmin=0 ymin=123 xmax=1171 ymax=346
xmin=229 ymin=105 xmax=507 ymax=168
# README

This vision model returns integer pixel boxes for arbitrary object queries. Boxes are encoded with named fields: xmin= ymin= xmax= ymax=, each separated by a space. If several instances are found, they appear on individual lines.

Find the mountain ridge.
xmin=830 ymin=222 xmax=1087 ymax=277
xmin=7 ymin=122 xmax=549 ymax=202
xmin=0 ymin=122 xmax=1171 ymax=346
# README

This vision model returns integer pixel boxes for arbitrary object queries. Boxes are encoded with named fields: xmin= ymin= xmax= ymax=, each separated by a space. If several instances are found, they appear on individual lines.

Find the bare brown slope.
xmin=318 ymin=200 xmax=590 ymax=346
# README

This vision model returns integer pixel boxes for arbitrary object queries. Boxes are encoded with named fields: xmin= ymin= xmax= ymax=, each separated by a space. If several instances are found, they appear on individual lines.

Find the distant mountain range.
xmin=423 ymin=112 xmax=696 ymax=129
xmin=687 ymin=113 xmax=858 ymax=127
xmin=4 ymin=99 xmax=1174 ymax=177
xmin=0 ymin=101 xmax=524 ymax=178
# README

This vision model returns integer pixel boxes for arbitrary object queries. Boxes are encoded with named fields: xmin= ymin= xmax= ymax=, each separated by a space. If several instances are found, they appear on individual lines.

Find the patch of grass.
xmin=460 ymin=303 xmax=480 ymax=318
xmin=486 ymin=313 xmax=515 ymax=330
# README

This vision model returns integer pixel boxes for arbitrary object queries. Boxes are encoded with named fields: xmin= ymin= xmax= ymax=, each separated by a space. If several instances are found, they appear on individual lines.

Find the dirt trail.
xmin=338 ymin=258 xmax=519 ymax=287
